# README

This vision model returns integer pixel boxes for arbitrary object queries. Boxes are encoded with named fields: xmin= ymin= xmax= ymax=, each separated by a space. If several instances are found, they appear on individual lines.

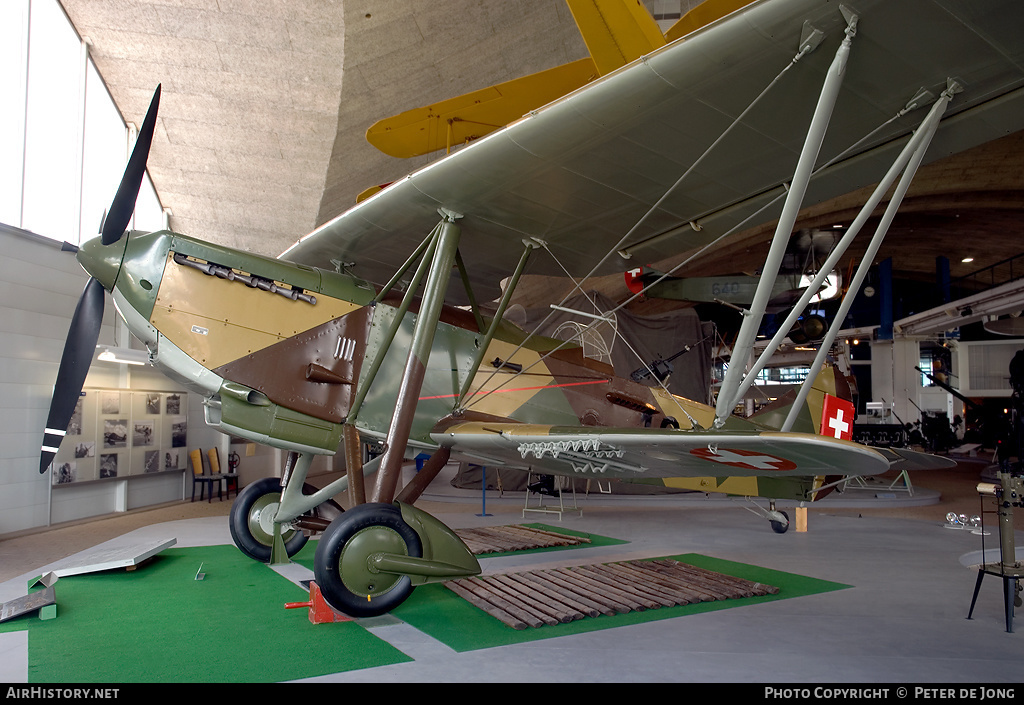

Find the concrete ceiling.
xmin=60 ymin=0 xmax=589 ymax=257
xmin=60 ymin=0 xmax=1024 ymax=313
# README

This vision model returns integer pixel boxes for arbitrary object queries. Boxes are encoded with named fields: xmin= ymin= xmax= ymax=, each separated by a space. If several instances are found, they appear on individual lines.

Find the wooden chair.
xmin=189 ymin=449 xmax=219 ymax=502
xmin=207 ymin=448 xmax=238 ymax=500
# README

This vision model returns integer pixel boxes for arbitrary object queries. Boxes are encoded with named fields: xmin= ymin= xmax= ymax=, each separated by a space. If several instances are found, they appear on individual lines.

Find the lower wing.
xmin=430 ymin=422 xmax=892 ymax=480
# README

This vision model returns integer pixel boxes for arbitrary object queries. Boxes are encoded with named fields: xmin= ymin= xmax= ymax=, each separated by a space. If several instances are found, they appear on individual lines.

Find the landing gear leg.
xmin=229 ymin=477 xmax=311 ymax=562
xmin=228 ymin=451 xmax=343 ymax=563
xmin=308 ymin=211 xmax=479 ymax=618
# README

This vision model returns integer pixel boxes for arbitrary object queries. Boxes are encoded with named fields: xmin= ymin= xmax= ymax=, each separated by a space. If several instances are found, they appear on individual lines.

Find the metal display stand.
xmin=966 ymin=473 xmax=1024 ymax=633
xmin=522 ymin=471 xmax=582 ymax=520
xmin=844 ymin=469 xmax=914 ymax=495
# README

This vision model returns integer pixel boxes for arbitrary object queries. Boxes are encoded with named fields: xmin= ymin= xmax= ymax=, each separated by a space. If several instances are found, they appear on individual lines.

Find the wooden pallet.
xmin=455 ymin=525 xmax=590 ymax=555
xmin=445 ymin=559 xmax=778 ymax=630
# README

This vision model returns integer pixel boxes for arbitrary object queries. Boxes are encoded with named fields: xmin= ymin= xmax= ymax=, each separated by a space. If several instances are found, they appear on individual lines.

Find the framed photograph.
xmin=99 ymin=453 xmax=118 ymax=478
xmin=104 ymin=419 xmax=128 ymax=448
xmin=49 ymin=387 xmax=188 ymax=484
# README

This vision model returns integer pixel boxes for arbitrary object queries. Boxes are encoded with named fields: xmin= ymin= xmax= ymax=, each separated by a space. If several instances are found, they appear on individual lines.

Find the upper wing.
xmin=284 ymin=0 xmax=1024 ymax=303
xmin=430 ymin=421 xmax=890 ymax=480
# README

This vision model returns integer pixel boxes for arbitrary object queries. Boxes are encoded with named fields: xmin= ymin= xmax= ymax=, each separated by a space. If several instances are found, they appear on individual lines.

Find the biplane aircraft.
xmin=40 ymin=0 xmax=1024 ymax=618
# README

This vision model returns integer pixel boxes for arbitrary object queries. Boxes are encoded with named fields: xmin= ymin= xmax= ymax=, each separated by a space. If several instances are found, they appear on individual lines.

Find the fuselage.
xmin=80 ymin=229 xmax=730 ymax=456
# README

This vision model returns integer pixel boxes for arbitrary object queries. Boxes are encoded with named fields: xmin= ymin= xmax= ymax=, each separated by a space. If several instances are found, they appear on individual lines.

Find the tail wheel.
xmin=229 ymin=477 xmax=339 ymax=562
xmin=314 ymin=503 xmax=423 ymax=618
xmin=770 ymin=510 xmax=790 ymax=534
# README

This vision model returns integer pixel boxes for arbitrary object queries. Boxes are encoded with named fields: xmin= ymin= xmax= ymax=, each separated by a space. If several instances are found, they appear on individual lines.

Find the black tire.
xmin=770 ymin=510 xmax=790 ymax=534
xmin=229 ymin=477 xmax=323 ymax=562
xmin=314 ymin=503 xmax=423 ymax=618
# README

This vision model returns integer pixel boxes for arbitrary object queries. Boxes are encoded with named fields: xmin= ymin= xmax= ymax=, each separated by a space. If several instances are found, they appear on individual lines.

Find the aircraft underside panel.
xmin=625 ymin=474 xmax=842 ymax=502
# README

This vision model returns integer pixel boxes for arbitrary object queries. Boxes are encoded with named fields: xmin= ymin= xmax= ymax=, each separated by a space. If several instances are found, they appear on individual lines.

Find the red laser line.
xmin=419 ymin=378 xmax=609 ymax=401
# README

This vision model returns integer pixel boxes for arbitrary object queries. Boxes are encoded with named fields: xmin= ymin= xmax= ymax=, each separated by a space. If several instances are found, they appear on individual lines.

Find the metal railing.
xmin=949 ymin=253 xmax=1024 ymax=301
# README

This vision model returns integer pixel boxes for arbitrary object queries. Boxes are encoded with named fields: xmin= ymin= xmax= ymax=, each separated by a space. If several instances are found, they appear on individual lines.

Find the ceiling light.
xmin=962 ymin=257 xmax=974 ymax=263
xmin=96 ymin=346 xmax=149 ymax=366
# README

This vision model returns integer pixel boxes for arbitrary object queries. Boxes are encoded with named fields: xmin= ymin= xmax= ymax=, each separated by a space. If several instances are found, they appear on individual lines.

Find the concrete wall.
xmin=0 ymin=225 xmax=193 ymax=534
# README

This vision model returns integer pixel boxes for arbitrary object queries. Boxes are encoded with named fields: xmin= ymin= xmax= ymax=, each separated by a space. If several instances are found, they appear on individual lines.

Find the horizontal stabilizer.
xmin=875 ymin=447 xmax=958 ymax=471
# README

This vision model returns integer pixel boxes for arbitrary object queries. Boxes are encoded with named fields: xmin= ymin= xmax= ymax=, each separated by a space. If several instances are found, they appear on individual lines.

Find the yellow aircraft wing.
xmin=665 ymin=0 xmax=757 ymax=42
xmin=366 ymin=58 xmax=598 ymax=159
xmin=366 ymin=0 xmax=677 ymax=159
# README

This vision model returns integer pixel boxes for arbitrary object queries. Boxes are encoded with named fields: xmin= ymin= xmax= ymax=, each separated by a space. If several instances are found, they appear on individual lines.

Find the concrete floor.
xmin=2 ymin=462 xmax=1023 ymax=683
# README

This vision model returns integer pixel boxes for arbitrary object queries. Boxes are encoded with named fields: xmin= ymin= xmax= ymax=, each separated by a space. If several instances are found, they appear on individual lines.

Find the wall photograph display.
xmin=51 ymin=389 xmax=187 ymax=486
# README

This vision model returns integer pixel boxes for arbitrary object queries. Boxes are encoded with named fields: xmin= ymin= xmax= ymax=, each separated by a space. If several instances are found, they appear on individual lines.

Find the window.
xmin=0 ymin=1 xmax=29 ymax=227
xmin=0 ymin=0 xmax=164 ymax=245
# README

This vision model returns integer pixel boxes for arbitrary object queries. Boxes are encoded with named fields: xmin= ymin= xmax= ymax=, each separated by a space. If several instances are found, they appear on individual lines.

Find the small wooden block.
xmin=795 ymin=506 xmax=808 ymax=533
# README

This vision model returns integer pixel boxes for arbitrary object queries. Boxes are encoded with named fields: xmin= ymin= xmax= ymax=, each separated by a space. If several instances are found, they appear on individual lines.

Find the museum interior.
xmin=1 ymin=0 xmax=1024 ymax=684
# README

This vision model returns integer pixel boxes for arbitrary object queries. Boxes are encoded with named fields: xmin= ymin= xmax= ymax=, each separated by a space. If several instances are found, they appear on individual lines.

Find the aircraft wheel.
xmin=770 ymin=510 xmax=790 ymax=534
xmin=229 ymin=477 xmax=332 ymax=562
xmin=314 ymin=503 xmax=423 ymax=618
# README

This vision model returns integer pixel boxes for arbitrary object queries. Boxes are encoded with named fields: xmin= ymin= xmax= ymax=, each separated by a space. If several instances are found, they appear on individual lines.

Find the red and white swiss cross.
xmin=820 ymin=393 xmax=855 ymax=440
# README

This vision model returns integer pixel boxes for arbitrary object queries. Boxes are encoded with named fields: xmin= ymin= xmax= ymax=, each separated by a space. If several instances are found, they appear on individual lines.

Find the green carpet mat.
xmin=391 ymin=553 xmax=852 ymax=652
xmin=0 ymin=538 xmax=850 ymax=680
xmin=0 ymin=545 xmax=410 ymax=683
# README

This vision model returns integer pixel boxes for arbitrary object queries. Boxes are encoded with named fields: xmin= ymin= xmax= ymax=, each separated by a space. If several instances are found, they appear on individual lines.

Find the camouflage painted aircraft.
xmin=40 ymin=0 xmax=1024 ymax=618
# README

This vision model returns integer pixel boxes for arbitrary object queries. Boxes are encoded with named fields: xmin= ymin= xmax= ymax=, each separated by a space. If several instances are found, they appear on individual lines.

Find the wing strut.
xmin=455 ymin=239 xmax=537 ymax=409
xmin=372 ymin=209 xmax=463 ymax=504
xmin=781 ymin=78 xmax=961 ymax=432
xmin=714 ymin=6 xmax=859 ymax=429
xmin=727 ymin=82 xmax=959 ymax=412
xmin=455 ymin=19 xmax=832 ymax=419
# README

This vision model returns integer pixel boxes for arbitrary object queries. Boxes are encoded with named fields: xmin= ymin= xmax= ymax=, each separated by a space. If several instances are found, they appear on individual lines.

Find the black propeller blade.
xmin=40 ymin=278 xmax=105 ymax=473
xmin=39 ymin=84 xmax=161 ymax=474
xmin=101 ymin=84 xmax=161 ymax=245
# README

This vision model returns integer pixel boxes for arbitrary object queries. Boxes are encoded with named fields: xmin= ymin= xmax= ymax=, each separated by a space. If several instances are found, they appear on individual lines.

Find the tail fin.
xmin=749 ymin=363 xmax=856 ymax=439
xmin=665 ymin=0 xmax=758 ymax=42
xmin=566 ymin=0 xmax=666 ymax=75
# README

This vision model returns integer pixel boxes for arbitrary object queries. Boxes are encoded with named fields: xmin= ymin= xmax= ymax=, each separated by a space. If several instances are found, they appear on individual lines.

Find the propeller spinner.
xmin=38 ymin=85 xmax=161 ymax=474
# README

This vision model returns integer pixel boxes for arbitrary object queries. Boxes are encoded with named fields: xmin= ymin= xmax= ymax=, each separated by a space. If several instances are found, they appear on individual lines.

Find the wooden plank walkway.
xmin=455 ymin=525 xmax=590 ymax=555
xmin=445 ymin=559 xmax=779 ymax=630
